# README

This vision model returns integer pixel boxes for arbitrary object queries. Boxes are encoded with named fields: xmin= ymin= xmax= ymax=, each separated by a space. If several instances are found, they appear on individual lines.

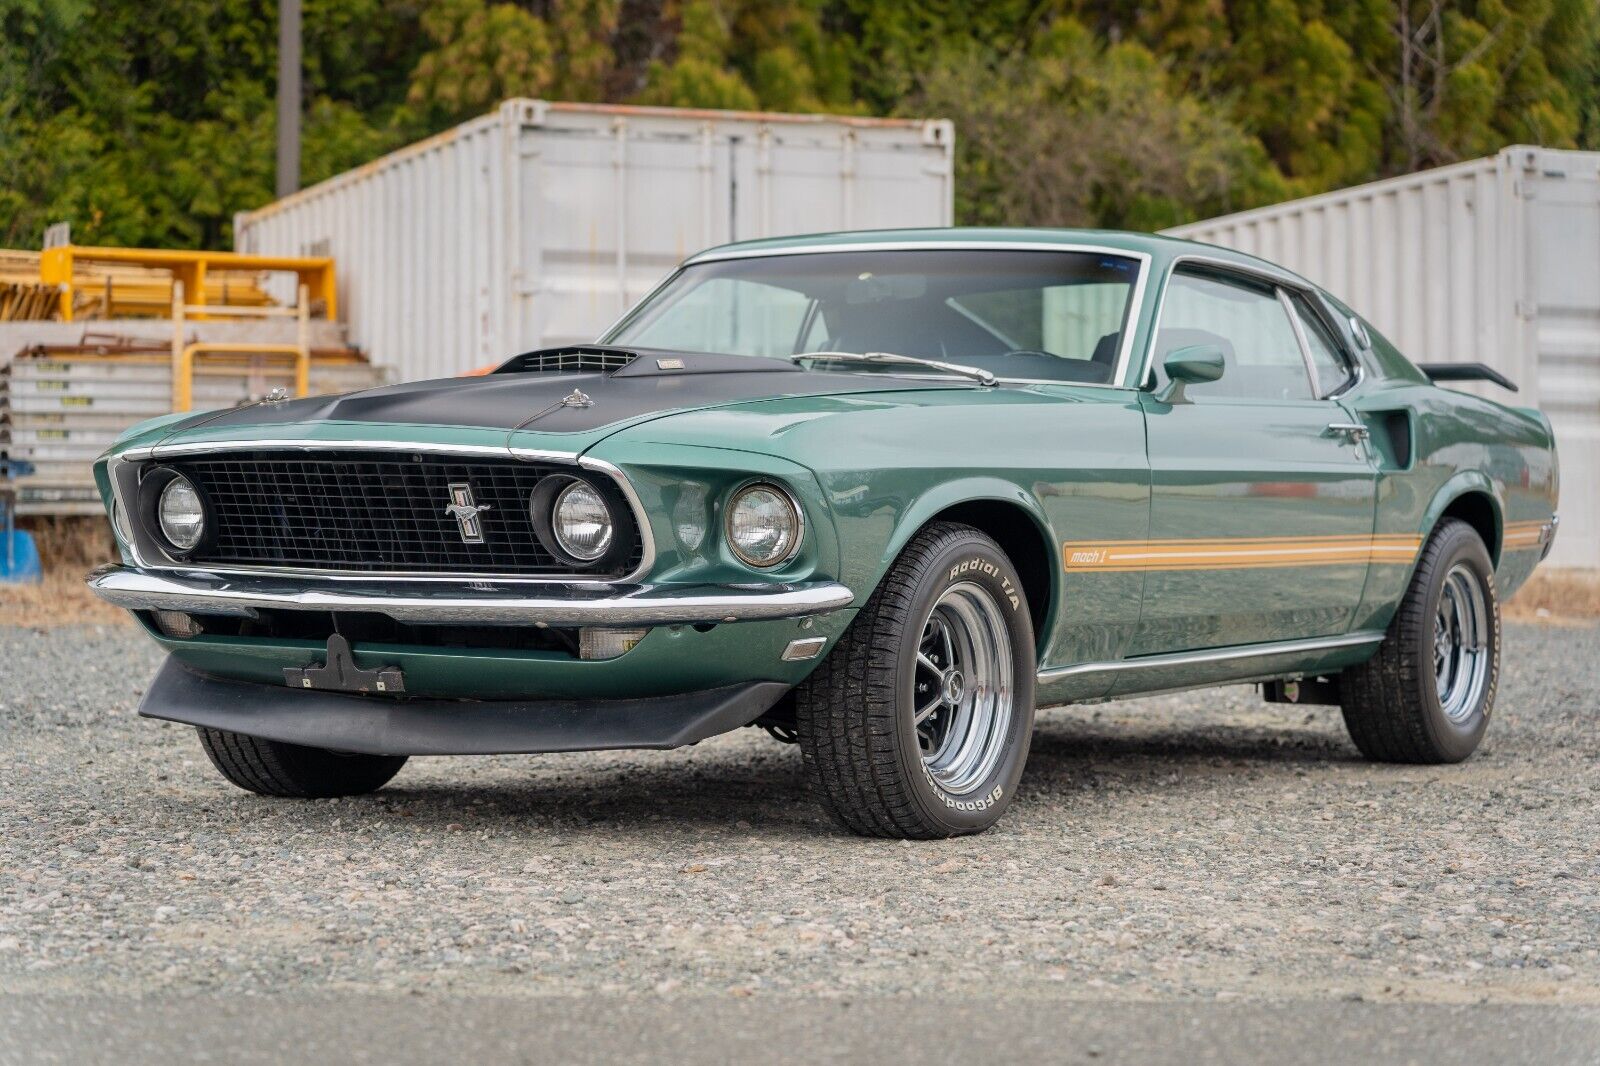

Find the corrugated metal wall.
xmin=236 ymin=100 xmax=954 ymax=384
xmin=1167 ymin=146 xmax=1600 ymax=569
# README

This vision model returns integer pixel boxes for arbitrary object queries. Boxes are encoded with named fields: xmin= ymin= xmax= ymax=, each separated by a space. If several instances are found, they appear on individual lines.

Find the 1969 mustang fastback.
xmin=89 ymin=229 xmax=1558 ymax=838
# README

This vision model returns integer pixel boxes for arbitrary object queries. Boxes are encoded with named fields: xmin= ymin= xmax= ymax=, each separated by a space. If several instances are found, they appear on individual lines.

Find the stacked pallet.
xmin=1 ymin=339 xmax=389 ymax=514
xmin=0 ymin=282 xmax=61 ymax=322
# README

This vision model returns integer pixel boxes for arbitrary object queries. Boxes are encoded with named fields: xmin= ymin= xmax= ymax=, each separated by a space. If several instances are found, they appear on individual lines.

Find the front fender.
xmin=828 ymin=476 xmax=1059 ymax=645
xmin=878 ymin=477 xmax=1051 ymax=573
xmin=587 ymin=437 xmax=844 ymax=588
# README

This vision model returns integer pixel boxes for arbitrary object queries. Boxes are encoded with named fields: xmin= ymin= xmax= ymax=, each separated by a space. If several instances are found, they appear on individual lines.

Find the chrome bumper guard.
xmin=87 ymin=565 xmax=855 ymax=627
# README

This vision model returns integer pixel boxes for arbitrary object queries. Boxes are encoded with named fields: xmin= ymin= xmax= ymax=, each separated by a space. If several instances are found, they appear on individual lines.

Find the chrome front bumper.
xmin=87 ymin=565 xmax=855 ymax=627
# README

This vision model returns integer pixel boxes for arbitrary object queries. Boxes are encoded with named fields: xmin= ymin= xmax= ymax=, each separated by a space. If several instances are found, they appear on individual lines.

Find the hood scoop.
xmin=495 ymin=346 xmax=640 ymax=375
xmin=494 ymin=346 xmax=807 ymax=378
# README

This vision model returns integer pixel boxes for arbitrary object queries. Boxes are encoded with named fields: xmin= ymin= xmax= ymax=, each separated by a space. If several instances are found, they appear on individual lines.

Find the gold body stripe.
xmin=1063 ymin=520 xmax=1550 ymax=573
xmin=1062 ymin=534 xmax=1424 ymax=573
xmin=1502 ymin=520 xmax=1548 ymax=550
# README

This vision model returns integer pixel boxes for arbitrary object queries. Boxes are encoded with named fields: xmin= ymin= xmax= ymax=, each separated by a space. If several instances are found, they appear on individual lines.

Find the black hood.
xmin=168 ymin=348 xmax=957 ymax=435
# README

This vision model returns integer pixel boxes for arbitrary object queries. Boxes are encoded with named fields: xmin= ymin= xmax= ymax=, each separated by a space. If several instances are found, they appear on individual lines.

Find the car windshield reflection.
xmin=605 ymin=248 xmax=1142 ymax=385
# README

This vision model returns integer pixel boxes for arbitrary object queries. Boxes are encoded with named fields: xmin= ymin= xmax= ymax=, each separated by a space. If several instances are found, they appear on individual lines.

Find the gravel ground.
xmin=3 ymin=621 xmax=1599 ymax=1059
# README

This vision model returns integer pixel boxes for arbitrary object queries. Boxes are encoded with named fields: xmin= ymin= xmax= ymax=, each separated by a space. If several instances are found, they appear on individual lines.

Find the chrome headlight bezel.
xmin=157 ymin=476 xmax=206 ymax=552
xmin=136 ymin=468 xmax=211 ymax=557
xmin=724 ymin=481 xmax=804 ymax=569
xmin=529 ymin=474 xmax=627 ymax=568
xmin=551 ymin=479 xmax=615 ymax=561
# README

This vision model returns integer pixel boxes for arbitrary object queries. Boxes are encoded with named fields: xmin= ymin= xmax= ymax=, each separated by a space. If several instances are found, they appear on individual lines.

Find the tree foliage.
xmin=2 ymin=0 xmax=1596 ymax=248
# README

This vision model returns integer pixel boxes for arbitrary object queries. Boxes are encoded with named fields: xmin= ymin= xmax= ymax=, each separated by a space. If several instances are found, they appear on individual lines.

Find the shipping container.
xmin=1165 ymin=146 xmax=1600 ymax=569
xmin=235 ymin=99 xmax=955 ymax=383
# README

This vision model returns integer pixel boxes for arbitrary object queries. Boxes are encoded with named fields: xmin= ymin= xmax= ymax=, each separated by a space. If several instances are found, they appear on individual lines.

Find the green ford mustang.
xmin=88 ymin=228 xmax=1559 ymax=838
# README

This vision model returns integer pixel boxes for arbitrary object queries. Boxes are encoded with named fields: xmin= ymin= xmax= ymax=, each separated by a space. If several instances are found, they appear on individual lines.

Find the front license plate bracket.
xmin=283 ymin=633 xmax=406 ymax=695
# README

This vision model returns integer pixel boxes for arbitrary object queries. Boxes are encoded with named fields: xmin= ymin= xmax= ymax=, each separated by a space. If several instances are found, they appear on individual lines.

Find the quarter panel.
xmin=1350 ymin=381 xmax=1557 ymax=630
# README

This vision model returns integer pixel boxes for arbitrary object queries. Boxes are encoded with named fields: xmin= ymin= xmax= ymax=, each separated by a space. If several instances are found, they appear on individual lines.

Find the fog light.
xmin=153 ymin=610 xmax=203 ymax=639
xmin=578 ymin=627 xmax=649 ymax=660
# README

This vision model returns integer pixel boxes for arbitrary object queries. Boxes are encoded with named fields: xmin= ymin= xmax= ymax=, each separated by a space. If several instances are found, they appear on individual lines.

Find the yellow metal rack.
xmin=169 ymin=282 xmax=312 ymax=412
xmin=39 ymin=245 xmax=336 ymax=322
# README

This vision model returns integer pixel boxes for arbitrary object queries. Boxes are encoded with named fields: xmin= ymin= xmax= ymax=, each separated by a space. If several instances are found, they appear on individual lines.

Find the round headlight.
xmin=551 ymin=480 xmax=614 ymax=561
xmin=726 ymin=483 xmax=801 ymax=568
xmin=158 ymin=476 xmax=205 ymax=551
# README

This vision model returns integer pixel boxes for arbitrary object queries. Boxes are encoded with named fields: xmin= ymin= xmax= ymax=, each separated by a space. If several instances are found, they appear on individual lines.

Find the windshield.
xmin=603 ymin=249 xmax=1142 ymax=384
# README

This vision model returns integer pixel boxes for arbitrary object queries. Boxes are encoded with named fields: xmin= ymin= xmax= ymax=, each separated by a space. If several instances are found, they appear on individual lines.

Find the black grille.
xmin=169 ymin=450 xmax=642 ymax=576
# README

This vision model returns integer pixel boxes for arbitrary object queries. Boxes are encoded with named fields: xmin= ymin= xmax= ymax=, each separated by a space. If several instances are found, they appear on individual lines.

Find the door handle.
xmin=1325 ymin=421 xmax=1370 ymax=441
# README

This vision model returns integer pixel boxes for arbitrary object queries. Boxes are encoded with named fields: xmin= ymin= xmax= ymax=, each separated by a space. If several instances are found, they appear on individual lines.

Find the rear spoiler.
xmin=1416 ymin=363 xmax=1518 ymax=392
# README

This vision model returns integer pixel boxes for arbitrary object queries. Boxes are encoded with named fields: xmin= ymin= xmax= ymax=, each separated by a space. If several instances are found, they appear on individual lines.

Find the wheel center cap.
xmin=942 ymin=670 xmax=965 ymax=704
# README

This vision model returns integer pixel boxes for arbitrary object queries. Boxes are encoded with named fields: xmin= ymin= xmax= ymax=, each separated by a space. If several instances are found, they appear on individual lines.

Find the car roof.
xmin=683 ymin=226 xmax=1317 ymax=289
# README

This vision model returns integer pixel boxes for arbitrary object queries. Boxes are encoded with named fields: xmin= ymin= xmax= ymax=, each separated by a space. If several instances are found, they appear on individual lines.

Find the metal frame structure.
xmin=169 ymin=282 xmax=312 ymax=411
xmin=39 ymin=245 xmax=336 ymax=323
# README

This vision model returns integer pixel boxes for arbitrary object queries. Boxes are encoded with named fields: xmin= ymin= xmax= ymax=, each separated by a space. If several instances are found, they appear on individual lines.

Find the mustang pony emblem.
xmin=444 ymin=482 xmax=491 ymax=544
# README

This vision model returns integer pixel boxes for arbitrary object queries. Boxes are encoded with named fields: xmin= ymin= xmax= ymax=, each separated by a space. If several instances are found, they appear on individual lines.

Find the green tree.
xmin=637 ymin=0 xmax=759 ymax=109
xmin=3 ymin=0 xmax=1599 ymax=248
xmin=908 ymin=20 xmax=1288 ymax=229
xmin=407 ymin=0 xmax=557 ymax=125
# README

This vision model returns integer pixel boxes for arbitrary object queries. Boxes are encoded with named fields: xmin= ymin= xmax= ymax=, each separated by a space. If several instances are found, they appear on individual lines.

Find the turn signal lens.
xmin=726 ymin=484 xmax=801 ymax=568
xmin=552 ymin=480 xmax=614 ymax=561
xmin=578 ymin=627 xmax=649 ymax=660
xmin=158 ymin=476 xmax=205 ymax=551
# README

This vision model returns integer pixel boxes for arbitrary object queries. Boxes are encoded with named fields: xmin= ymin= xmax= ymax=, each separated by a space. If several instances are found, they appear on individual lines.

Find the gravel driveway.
xmin=3 ymin=621 xmax=1598 ymax=1061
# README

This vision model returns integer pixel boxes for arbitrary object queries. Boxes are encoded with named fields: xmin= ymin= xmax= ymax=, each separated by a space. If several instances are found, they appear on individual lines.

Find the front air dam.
xmin=137 ymin=657 xmax=791 ymax=756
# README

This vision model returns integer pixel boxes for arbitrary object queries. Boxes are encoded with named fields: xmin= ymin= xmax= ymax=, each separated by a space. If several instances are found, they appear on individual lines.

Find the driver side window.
xmin=1152 ymin=270 xmax=1316 ymax=401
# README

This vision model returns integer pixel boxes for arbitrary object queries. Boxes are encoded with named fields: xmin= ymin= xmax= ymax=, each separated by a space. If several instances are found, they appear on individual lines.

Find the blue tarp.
xmin=1 ymin=530 xmax=42 ymax=583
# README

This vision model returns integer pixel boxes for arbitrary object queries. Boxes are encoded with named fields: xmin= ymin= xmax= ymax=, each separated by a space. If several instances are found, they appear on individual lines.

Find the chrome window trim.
xmin=1285 ymin=289 xmax=1367 ymax=401
xmin=1276 ymin=287 xmax=1325 ymax=400
xmin=1137 ymin=254 xmax=1362 ymax=396
xmin=1037 ymin=630 xmax=1384 ymax=684
xmin=107 ymin=440 xmax=658 ymax=585
xmin=613 ymin=242 xmax=1154 ymax=392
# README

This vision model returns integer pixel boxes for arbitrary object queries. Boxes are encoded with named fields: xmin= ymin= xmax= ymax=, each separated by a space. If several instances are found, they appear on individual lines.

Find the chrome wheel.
xmin=912 ymin=581 xmax=1015 ymax=793
xmin=1434 ymin=562 xmax=1490 ymax=723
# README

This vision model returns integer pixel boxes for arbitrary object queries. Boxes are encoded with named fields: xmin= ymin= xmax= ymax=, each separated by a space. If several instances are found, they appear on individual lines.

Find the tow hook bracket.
xmin=283 ymin=633 xmax=406 ymax=695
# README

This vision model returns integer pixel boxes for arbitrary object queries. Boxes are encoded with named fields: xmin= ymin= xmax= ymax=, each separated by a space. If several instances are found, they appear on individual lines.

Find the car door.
xmin=1123 ymin=265 xmax=1377 ymax=656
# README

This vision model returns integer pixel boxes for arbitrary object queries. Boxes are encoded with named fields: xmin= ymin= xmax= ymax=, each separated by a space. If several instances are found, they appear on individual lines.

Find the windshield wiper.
xmin=791 ymin=350 xmax=997 ymax=387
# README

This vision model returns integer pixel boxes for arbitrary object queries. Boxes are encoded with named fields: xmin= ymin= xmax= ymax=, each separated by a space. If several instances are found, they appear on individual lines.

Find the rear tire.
xmin=794 ymin=522 xmax=1037 ymax=838
xmin=1339 ymin=518 xmax=1499 ymax=763
xmin=197 ymin=727 xmax=408 ymax=797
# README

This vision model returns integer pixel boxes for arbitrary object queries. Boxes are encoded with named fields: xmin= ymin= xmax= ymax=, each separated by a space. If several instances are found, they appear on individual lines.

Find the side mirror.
xmin=1156 ymin=344 xmax=1225 ymax=404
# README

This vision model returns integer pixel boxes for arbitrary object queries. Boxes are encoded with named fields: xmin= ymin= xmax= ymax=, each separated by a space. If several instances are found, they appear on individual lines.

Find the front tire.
xmin=794 ymin=522 xmax=1037 ymax=838
xmin=1339 ymin=519 xmax=1500 ymax=763
xmin=197 ymin=727 xmax=408 ymax=797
